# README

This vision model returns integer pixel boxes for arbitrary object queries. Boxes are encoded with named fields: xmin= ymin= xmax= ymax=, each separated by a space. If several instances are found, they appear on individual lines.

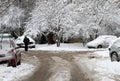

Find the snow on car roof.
xmin=109 ymin=37 xmax=120 ymax=48
xmin=98 ymin=35 xmax=116 ymax=38
xmin=95 ymin=35 xmax=117 ymax=41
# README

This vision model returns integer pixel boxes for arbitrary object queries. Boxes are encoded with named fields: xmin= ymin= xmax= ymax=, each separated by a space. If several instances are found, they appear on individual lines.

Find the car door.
xmin=113 ymin=40 xmax=120 ymax=55
xmin=103 ymin=37 xmax=110 ymax=47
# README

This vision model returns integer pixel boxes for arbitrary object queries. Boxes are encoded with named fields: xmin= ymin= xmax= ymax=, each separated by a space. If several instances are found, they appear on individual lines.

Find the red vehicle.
xmin=0 ymin=38 xmax=21 ymax=67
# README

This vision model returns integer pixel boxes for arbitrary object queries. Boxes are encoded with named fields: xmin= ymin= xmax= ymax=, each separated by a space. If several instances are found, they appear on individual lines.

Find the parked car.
xmin=108 ymin=37 xmax=120 ymax=62
xmin=15 ymin=35 xmax=35 ymax=48
xmin=86 ymin=35 xmax=117 ymax=48
xmin=0 ymin=38 xmax=21 ymax=67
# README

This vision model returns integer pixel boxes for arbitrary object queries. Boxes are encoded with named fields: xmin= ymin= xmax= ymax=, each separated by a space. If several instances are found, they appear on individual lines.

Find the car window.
xmin=105 ymin=37 xmax=115 ymax=43
xmin=113 ymin=40 xmax=120 ymax=47
xmin=105 ymin=37 xmax=110 ymax=41
xmin=10 ymin=40 xmax=16 ymax=48
xmin=17 ymin=38 xmax=21 ymax=40
xmin=0 ymin=40 xmax=14 ymax=49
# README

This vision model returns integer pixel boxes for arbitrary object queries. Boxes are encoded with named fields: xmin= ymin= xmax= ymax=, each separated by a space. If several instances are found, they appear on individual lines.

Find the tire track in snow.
xmin=70 ymin=63 xmax=91 ymax=81
xmin=22 ymin=51 xmax=93 ymax=81
xmin=48 ymin=56 xmax=71 ymax=81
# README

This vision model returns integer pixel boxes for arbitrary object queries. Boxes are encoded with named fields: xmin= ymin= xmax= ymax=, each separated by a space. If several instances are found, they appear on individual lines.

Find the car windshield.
xmin=0 ymin=40 xmax=14 ymax=49
xmin=91 ymin=36 xmax=105 ymax=42
xmin=113 ymin=39 xmax=120 ymax=47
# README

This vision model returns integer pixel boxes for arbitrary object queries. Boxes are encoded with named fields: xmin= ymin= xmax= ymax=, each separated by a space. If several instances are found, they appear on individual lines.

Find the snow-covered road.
xmin=22 ymin=50 xmax=93 ymax=81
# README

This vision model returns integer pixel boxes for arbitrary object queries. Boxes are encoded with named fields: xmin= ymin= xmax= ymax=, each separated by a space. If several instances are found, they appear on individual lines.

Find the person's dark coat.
xmin=23 ymin=36 xmax=30 ymax=51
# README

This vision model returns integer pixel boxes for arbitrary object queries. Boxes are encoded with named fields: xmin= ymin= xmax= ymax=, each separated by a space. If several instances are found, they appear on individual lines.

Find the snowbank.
xmin=0 ymin=52 xmax=39 ymax=81
xmin=0 ymin=63 xmax=35 ymax=81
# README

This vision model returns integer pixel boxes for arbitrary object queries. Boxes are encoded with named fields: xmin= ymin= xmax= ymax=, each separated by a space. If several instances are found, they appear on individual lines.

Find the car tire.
xmin=111 ymin=52 xmax=119 ymax=62
xmin=97 ymin=45 xmax=102 ymax=48
xmin=12 ymin=60 xmax=17 ymax=67
xmin=13 ymin=62 xmax=17 ymax=67
xmin=17 ymin=60 xmax=21 ymax=65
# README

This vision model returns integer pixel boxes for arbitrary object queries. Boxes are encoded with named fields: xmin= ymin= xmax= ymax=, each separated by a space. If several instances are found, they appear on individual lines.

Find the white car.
xmin=86 ymin=35 xmax=117 ymax=48
xmin=108 ymin=37 xmax=120 ymax=62
xmin=15 ymin=36 xmax=35 ymax=48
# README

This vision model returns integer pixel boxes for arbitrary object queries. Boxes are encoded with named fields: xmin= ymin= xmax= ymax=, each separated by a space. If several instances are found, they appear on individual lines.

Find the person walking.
xmin=23 ymin=36 xmax=30 ymax=51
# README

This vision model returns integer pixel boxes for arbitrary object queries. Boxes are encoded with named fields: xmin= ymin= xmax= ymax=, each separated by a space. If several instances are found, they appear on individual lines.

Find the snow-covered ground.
xmin=74 ymin=50 xmax=120 ymax=81
xmin=31 ymin=43 xmax=86 ymax=51
xmin=31 ymin=43 xmax=102 ymax=51
xmin=0 ymin=63 xmax=35 ymax=81
xmin=0 ymin=53 xmax=39 ymax=81
xmin=1 ymin=43 xmax=120 ymax=81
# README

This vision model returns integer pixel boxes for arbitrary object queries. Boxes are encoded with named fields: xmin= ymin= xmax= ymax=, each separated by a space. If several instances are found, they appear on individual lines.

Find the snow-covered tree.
xmin=0 ymin=5 xmax=24 ymax=34
xmin=25 ymin=0 xmax=120 ymax=45
xmin=25 ymin=0 xmax=78 ymax=45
